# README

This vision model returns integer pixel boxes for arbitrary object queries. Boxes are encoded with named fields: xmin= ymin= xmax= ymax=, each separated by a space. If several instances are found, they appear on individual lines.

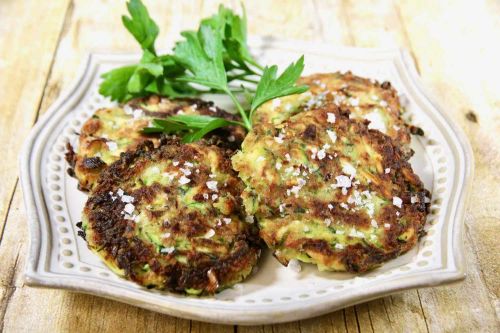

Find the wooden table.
xmin=1 ymin=0 xmax=498 ymax=331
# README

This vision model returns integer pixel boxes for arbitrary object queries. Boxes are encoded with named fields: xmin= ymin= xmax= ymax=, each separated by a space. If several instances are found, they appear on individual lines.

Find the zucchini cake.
xmin=232 ymin=103 xmax=430 ymax=272
xmin=66 ymin=95 xmax=245 ymax=191
xmin=252 ymin=72 xmax=417 ymax=159
xmin=81 ymin=139 xmax=261 ymax=294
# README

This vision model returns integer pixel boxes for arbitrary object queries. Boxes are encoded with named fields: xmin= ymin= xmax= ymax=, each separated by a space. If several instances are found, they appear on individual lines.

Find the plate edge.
xmin=18 ymin=42 xmax=473 ymax=325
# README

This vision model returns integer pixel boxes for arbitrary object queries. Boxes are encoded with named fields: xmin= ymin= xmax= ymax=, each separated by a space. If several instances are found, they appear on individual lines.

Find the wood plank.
xmin=240 ymin=0 xmax=322 ymax=41
xmin=0 ymin=1 xmax=193 ymax=332
xmin=0 ymin=189 xmax=27 ymax=288
xmin=311 ymin=0 xmax=355 ymax=45
xmin=414 ymin=233 xmax=499 ymax=332
xmin=367 ymin=292 xmax=428 ymax=333
xmin=0 ymin=0 xmax=70 ymax=242
xmin=298 ymin=310 xmax=348 ymax=333
xmin=2 ymin=287 xmax=190 ymax=333
xmin=190 ymin=321 xmax=233 ymax=333
xmin=396 ymin=0 xmax=500 ymax=330
xmin=1 ymin=0 xmax=499 ymax=331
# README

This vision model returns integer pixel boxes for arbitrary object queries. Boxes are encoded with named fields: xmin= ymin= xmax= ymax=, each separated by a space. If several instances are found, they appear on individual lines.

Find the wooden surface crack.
xmin=0 ymin=180 xmax=18 ymax=246
xmin=0 ymin=250 xmax=21 ymax=331
xmin=393 ymin=2 xmax=421 ymax=74
xmin=32 ymin=1 xmax=74 ymax=125
xmin=416 ymin=290 xmax=431 ymax=333
xmin=0 ymin=1 xmax=498 ymax=331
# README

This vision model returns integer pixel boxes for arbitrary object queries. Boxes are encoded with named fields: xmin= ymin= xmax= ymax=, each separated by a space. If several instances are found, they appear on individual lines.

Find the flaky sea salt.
xmin=287 ymin=259 xmax=301 ymax=272
xmin=179 ymin=176 xmax=190 ymax=185
xmin=206 ymin=180 xmax=218 ymax=192
xmin=327 ymin=112 xmax=336 ymax=123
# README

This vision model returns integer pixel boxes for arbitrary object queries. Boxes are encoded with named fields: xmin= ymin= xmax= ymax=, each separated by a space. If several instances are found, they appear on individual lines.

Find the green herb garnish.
xmin=99 ymin=0 xmax=309 ymax=142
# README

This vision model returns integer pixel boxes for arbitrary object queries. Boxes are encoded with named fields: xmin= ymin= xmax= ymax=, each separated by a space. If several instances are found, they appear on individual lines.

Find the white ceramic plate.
xmin=20 ymin=38 xmax=473 ymax=325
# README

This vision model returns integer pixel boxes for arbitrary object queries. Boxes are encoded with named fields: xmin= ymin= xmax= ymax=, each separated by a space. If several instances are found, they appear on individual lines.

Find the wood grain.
xmin=0 ymin=0 xmax=70 ymax=242
xmin=0 ymin=0 xmax=499 ymax=332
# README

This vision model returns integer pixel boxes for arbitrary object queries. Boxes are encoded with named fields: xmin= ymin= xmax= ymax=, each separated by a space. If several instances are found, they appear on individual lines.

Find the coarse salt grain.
xmin=340 ymin=203 xmax=349 ymax=209
xmin=279 ymin=203 xmax=286 ymax=213
xmin=349 ymin=228 xmax=365 ymax=238
xmin=204 ymin=229 xmax=215 ymax=238
xmin=327 ymin=112 xmax=336 ymax=123
xmin=160 ymin=246 xmax=175 ymax=254
xmin=179 ymin=168 xmax=191 ymax=176
xmin=133 ymin=109 xmax=143 ymax=119
xmin=349 ymin=98 xmax=359 ymax=106
xmin=123 ymin=105 xmax=133 ymax=115
xmin=123 ymin=203 xmax=135 ymax=215
xmin=106 ymin=141 xmax=118 ymax=152
xmin=121 ymin=195 xmax=134 ymax=203
xmin=206 ymin=180 xmax=218 ymax=192
xmin=179 ymin=176 xmax=190 ymax=185
xmin=342 ymin=163 xmax=357 ymax=177
xmin=287 ymin=259 xmax=301 ymax=272
xmin=327 ymin=130 xmax=337 ymax=143
xmin=333 ymin=175 xmax=352 ymax=188
xmin=317 ymin=149 xmax=326 ymax=160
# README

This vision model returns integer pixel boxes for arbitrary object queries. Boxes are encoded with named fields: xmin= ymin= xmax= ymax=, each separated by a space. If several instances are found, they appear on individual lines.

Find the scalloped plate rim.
xmin=19 ymin=38 xmax=473 ymax=325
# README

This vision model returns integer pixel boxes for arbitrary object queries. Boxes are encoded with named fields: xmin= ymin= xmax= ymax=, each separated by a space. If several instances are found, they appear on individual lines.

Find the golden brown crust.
xmin=233 ymin=103 xmax=430 ymax=272
xmin=66 ymin=96 xmax=245 ymax=192
xmin=298 ymin=72 xmax=413 ymax=156
xmin=83 ymin=140 xmax=261 ymax=294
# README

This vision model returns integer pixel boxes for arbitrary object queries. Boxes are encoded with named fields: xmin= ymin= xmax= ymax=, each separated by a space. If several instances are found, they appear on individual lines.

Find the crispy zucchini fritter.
xmin=252 ymin=72 xmax=414 ymax=158
xmin=82 ymin=140 xmax=261 ymax=294
xmin=66 ymin=96 xmax=245 ymax=191
xmin=233 ymin=103 xmax=429 ymax=272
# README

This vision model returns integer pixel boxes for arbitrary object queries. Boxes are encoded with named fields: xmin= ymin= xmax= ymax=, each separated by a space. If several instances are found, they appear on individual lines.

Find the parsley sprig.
xmin=99 ymin=0 xmax=309 ymax=142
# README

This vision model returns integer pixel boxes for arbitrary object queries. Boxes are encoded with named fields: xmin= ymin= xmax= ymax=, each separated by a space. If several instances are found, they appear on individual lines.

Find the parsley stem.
xmin=226 ymin=89 xmax=251 ymax=130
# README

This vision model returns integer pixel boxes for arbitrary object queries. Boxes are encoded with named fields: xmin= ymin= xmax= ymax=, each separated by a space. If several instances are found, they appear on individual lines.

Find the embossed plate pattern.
xmin=20 ymin=38 xmax=473 ymax=325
